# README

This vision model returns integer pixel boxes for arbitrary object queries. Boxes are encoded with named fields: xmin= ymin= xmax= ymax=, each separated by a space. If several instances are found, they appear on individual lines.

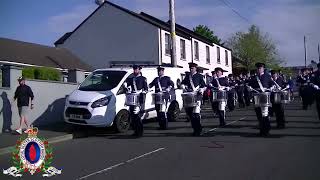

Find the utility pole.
xmin=304 ymin=36 xmax=307 ymax=67
xmin=318 ymin=43 xmax=320 ymax=63
xmin=169 ymin=0 xmax=177 ymax=67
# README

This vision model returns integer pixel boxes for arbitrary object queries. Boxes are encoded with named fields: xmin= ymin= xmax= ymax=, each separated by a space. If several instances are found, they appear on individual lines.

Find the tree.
xmin=226 ymin=25 xmax=283 ymax=71
xmin=193 ymin=25 xmax=222 ymax=44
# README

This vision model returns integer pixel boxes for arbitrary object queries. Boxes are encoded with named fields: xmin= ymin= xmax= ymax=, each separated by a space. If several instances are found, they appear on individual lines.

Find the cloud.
xmin=124 ymin=0 xmax=320 ymax=66
xmin=47 ymin=4 xmax=96 ymax=34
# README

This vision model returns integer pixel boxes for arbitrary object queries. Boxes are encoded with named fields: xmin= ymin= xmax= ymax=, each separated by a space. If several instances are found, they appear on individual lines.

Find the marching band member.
xmin=125 ymin=65 xmax=148 ymax=137
xmin=296 ymin=68 xmax=314 ymax=110
xmin=310 ymin=63 xmax=320 ymax=120
xmin=271 ymin=70 xmax=288 ymax=129
xmin=227 ymin=74 xmax=237 ymax=111
xmin=210 ymin=67 xmax=230 ymax=127
xmin=149 ymin=66 xmax=174 ymax=130
xmin=248 ymin=63 xmax=274 ymax=136
xmin=236 ymin=73 xmax=246 ymax=108
xmin=181 ymin=63 xmax=206 ymax=136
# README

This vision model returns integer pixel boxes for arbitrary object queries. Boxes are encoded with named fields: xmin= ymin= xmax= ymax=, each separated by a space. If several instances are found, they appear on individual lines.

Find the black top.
xmin=149 ymin=76 xmax=174 ymax=93
xmin=249 ymin=73 xmax=274 ymax=91
xmin=14 ymin=85 xmax=34 ymax=107
xmin=126 ymin=75 xmax=148 ymax=92
xmin=211 ymin=77 xmax=229 ymax=87
xmin=181 ymin=73 xmax=206 ymax=91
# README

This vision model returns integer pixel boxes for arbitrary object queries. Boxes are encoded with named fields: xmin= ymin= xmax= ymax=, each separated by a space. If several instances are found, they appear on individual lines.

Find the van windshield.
xmin=79 ymin=71 xmax=127 ymax=91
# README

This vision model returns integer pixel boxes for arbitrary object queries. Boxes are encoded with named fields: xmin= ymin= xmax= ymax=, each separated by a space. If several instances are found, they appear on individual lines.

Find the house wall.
xmin=159 ymin=29 xmax=232 ymax=74
xmin=0 ymin=66 xmax=83 ymax=133
xmin=58 ymin=3 xmax=160 ymax=69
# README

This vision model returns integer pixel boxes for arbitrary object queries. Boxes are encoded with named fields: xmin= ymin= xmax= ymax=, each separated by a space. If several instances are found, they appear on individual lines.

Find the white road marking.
xmin=205 ymin=117 xmax=246 ymax=134
xmin=77 ymin=148 xmax=165 ymax=180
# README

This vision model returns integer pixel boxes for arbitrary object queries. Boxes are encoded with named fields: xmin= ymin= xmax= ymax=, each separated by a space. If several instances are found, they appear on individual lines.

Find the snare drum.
xmin=181 ymin=92 xmax=199 ymax=108
xmin=212 ymin=90 xmax=227 ymax=102
xmin=152 ymin=92 xmax=167 ymax=105
xmin=125 ymin=93 xmax=140 ymax=106
xmin=253 ymin=92 xmax=271 ymax=107
xmin=272 ymin=92 xmax=282 ymax=104
xmin=281 ymin=90 xmax=291 ymax=104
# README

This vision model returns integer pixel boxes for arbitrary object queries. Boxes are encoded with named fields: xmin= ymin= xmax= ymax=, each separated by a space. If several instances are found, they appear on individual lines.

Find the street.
xmin=1 ymin=99 xmax=320 ymax=180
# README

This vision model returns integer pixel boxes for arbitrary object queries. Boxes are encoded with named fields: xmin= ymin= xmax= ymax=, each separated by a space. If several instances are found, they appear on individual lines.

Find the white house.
xmin=55 ymin=1 xmax=232 ymax=74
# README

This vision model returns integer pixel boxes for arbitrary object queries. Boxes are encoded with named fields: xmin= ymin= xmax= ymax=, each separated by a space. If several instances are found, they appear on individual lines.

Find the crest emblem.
xmin=3 ymin=127 xmax=62 ymax=177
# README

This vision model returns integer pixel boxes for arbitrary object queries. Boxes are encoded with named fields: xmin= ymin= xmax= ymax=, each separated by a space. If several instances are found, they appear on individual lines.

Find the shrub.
xmin=22 ymin=67 xmax=61 ymax=81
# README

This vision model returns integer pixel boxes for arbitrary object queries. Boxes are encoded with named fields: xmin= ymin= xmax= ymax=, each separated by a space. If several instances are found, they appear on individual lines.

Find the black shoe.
xmin=277 ymin=125 xmax=285 ymax=129
xmin=259 ymin=131 xmax=270 ymax=137
xmin=192 ymin=131 xmax=201 ymax=136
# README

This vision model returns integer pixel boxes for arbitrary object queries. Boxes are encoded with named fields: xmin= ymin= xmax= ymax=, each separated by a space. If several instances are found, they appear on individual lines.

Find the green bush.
xmin=22 ymin=67 xmax=61 ymax=81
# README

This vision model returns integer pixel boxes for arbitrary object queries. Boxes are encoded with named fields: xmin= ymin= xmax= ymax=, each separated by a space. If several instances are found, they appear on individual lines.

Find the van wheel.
xmin=167 ymin=101 xmax=180 ymax=122
xmin=113 ymin=110 xmax=130 ymax=133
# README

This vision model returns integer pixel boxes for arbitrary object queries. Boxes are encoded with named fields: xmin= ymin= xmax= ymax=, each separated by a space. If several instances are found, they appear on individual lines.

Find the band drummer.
xmin=181 ymin=62 xmax=206 ymax=136
xmin=149 ymin=66 xmax=174 ymax=130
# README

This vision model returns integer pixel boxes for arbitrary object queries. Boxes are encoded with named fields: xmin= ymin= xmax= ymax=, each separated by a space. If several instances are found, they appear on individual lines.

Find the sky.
xmin=0 ymin=0 xmax=319 ymax=66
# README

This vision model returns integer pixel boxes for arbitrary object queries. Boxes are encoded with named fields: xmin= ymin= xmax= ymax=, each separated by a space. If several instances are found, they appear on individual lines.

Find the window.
xmin=206 ymin=46 xmax=210 ymax=64
xmin=79 ymin=71 xmax=126 ymax=91
xmin=180 ymin=39 xmax=186 ymax=60
xmin=165 ymin=33 xmax=171 ymax=56
xmin=217 ymin=46 xmax=220 ymax=63
xmin=225 ymin=50 xmax=229 ymax=66
xmin=194 ymin=41 xmax=199 ymax=60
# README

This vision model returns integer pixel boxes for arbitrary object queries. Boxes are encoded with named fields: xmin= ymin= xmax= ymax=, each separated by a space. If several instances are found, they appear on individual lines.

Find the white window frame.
xmin=180 ymin=39 xmax=186 ymax=60
xmin=217 ymin=46 xmax=221 ymax=64
xmin=165 ymin=33 xmax=171 ymax=56
xmin=194 ymin=41 xmax=199 ymax=61
xmin=225 ymin=50 xmax=229 ymax=66
xmin=206 ymin=46 xmax=210 ymax=64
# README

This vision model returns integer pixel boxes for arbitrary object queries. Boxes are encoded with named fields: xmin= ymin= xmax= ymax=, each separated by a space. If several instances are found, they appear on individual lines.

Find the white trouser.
xmin=261 ymin=106 xmax=269 ymax=117
xmin=133 ymin=106 xmax=141 ymax=114
xmin=193 ymin=100 xmax=202 ymax=113
xmin=219 ymin=101 xmax=226 ymax=111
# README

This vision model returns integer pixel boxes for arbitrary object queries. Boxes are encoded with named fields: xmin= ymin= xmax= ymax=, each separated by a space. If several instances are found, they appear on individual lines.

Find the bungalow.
xmin=0 ymin=37 xmax=93 ymax=84
xmin=55 ymin=1 xmax=232 ymax=74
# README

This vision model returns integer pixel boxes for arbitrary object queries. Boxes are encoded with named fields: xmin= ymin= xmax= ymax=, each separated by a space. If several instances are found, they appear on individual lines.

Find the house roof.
xmin=54 ymin=1 xmax=231 ymax=51
xmin=0 ymin=38 xmax=93 ymax=71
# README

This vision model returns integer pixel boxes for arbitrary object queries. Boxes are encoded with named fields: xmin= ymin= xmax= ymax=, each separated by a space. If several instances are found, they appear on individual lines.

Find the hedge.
xmin=22 ymin=67 xmax=61 ymax=81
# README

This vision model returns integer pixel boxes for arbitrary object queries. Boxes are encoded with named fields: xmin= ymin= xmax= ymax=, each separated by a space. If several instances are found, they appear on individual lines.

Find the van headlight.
xmin=91 ymin=96 xmax=112 ymax=108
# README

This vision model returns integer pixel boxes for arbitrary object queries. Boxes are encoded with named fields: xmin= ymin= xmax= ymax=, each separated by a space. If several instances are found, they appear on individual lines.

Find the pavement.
xmin=1 ymin=98 xmax=320 ymax=180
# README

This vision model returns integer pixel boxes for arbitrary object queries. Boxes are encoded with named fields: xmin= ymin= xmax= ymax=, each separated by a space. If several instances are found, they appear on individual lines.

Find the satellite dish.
xmin=95 ymin=0 xmax=106 ymax=6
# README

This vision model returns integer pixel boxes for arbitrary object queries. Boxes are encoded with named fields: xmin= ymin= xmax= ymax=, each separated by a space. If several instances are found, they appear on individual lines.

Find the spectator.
xmin=12 ymin=76 xmax=34 ymax=134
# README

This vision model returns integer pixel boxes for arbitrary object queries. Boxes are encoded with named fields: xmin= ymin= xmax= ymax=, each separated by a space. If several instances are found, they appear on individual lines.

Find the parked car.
xmin=64 ymin=67 xmax=185 ymax=132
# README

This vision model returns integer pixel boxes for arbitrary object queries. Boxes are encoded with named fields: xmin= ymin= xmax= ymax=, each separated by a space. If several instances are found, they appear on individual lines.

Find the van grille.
xmin=65 ymin=107 xmax=92 ymax=119
xmin=69 ymin=101 xmax=90 ymax=106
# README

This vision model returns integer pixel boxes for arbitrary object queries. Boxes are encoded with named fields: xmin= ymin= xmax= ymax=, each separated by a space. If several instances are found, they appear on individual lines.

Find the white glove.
xmin=166 ymin=87 xmax=171 ymax=92
xmin=286 ymin=85 xmax=290 ymax=89
xmin=198 ymin=88 xmax=204 ymax=95
xmin=225 ymin=87 xmax=231 ymax=91
xmin=180 ymin=84 xmax=186 ymax=90
xmin=123 ymin=82 xmax=128 ymax=88
xmin=314 ymin=85 xmax=319 ymax=90
xmin=270 ymin=85 xmax=276 ymax=91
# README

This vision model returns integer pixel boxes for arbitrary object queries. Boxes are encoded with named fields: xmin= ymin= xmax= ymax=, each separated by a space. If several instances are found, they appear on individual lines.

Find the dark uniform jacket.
xmin=126 ymin=75 xmax=148 ymax=92
xmin=249 ymin=73 xmax=274 ymax=92
xmin=211 ymin=77 xmax=229 ymax=88
xmin=273 ymin=77 xmax=287 ymax=89
xmin=181 ymin=73 xmax=206 ymax=92
xmin=149 ymin=76 xmax=174 ymax=93
xmin=296 ymin=75 xmax=311 ymax=86
xmin=311 ymin=71 xmax=320 ymax=86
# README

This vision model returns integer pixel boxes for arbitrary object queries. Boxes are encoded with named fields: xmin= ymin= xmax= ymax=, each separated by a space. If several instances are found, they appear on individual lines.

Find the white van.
xmin=64 ymin=67 xmax=185 ymax=132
